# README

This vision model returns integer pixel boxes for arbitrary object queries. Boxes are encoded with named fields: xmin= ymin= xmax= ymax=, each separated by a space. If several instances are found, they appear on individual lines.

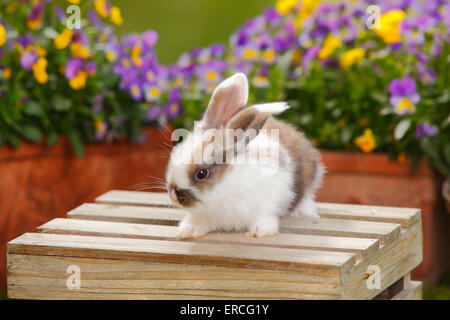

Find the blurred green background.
xmin=111 ymin=0 xmax=274 ymax=63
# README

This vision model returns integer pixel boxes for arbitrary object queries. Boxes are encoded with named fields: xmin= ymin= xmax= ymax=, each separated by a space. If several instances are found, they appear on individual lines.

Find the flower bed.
xmin=1 ymin=0 xmax=449 ymax=176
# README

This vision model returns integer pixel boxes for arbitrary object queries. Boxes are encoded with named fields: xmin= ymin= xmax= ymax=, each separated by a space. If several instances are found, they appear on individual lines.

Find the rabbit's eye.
xmin=195 ymin=168 xmax=209 ymax=180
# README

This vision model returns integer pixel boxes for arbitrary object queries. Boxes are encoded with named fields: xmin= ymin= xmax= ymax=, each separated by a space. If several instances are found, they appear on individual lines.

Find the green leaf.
xmin=52 ymin=95 xmax=72 ymax=111
xmin=47 ymin=132 xmax=59 ymax=146
xmin=21 ymin=125 xmax=43 ymax=142
xmin=67 ymin=132 xmax=84 ymax=158
xmin=23 ymin=101 xmax=43 ymax=116
xmin=443 ymin=143 xmax=450 ymax=166
xmin=421 ymin=138 xmax=449 ymax=176
xmin=7 ymin=134 xmax=21 ymax=148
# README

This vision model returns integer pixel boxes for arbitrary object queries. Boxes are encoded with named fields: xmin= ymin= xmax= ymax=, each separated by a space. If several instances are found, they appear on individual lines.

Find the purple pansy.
xmin=65 ymin=58 xmax=83 ymax=79
xmin=20 ymin=50 xmax=38 ymax=71
xmin=415 ymin=122 xmax=438 ymax=138
xmin=388 ymin=76 xmax=420 ymax=115
xmin=147 ymin=105 xmax=161 ymax=121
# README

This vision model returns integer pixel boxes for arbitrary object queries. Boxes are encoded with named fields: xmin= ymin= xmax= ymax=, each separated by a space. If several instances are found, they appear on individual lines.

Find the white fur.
xmin=252 ymin=102 xmax=289 ymax=114
xmin=166 ymin=73 xmax=324 ymax=238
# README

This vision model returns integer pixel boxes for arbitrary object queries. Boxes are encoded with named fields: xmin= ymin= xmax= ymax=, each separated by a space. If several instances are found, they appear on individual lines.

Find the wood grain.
xmin=71 ymin=201 xmax=402 ymax=245
xmin=94 ymin=190 xmax=420 ymax=228
xmin=7 ymin=254 xmax=343 ymax=299
xmin=8 ymin=233 xmax=356 ymax=271
xmin=39 ymin=218 xmax=380 ymax=258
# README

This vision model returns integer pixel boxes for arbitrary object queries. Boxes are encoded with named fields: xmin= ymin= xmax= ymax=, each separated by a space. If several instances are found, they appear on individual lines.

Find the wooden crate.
xmin=7 ymin=190 xmax=423 ymax=300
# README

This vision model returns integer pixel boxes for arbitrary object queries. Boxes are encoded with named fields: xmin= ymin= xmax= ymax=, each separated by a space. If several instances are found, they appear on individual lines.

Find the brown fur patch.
xmin=167 ymin=183 xmax=199 ymax=208
xmin=264 ymin=117 xmax=321 ymax=212
xmin=188 ymin=162 xmax=229 ymax=192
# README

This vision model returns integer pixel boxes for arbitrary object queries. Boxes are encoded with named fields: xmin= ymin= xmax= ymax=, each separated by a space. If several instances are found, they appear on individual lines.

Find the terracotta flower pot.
xmin=0 ymin=126 xmax=173 ymax=293
xmin=317 ymin=151 xmax=450 ymax=284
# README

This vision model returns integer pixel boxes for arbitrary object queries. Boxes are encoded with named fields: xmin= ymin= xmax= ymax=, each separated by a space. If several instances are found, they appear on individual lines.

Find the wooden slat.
xmin=280 ymin=217 xmax=401 ymax=245
xmin=38 ymin=218 xmax=380 ymax=257
xmin=70 ymin=203 xmax=401 ymax=246
xmin=391 ymin=281 xmax=422 ymax=300
xmin=317 ymin=203 xmax=421 ymax=228
xmin=68 ymin=203 xmax=184 ymax=226
xmin=8 ymin=233 xmax=356 ymax=271
xmin=7 ymin=253 xmax=344 ymax=299
xmin=95 ymin=190 xmax=420 ymax=227
xmin=96 ymin=190 xmax=172 ymax=207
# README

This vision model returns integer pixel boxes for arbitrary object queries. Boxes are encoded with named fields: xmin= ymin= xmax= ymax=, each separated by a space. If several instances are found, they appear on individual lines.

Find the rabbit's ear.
xmin=203 ymin=73 xmax=249 ymax=129
xmin=226 ymin=102 xmax=289 ymax=132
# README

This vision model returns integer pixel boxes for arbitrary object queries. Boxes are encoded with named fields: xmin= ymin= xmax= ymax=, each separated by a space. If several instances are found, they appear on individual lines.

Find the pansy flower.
xmin=95 ymin=120 xmax=108 ymax=141
xmin=252 ymin=67 xmax=270 ymax=88
xmin=147 ymin=105 xmax=162 ymax=121
xmin=65 ymin=58 xmax=97 ymax=90
xmin=415 ymin=122 xmax=438 ymax=138
xmin=163 ymin=89 xmax=184 ymax=120
xmin=375 ymin=9 xmax=406 ymax=44
xmin=27 ymin=1 xmax=45 ymax=30
xmin=388 ymin=76 xmax=420 ymax=115
xmin=0 ymin=23 xmax=6 ymax=47
xmin=354 ymin=129 xmax=376 ymax=153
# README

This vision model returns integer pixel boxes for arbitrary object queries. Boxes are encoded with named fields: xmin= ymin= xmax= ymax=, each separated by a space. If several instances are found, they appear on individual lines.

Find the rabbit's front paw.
xmin=248 ymin=216 xmax=279 ymax=238
xmin=177 ymin=216 xmax=211 ymax=239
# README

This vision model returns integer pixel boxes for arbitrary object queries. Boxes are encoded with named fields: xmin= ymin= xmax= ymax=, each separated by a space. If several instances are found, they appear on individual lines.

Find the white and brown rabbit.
xmin=166 ymin=73 xmax=325 ymax=238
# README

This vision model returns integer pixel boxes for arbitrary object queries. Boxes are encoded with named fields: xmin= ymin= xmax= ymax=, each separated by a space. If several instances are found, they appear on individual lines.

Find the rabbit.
xmin=166 ymin=73 xmax=325 ymax=239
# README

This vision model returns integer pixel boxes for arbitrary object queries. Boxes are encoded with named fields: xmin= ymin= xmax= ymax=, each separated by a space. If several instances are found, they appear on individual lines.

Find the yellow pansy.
xmin=95 ymin=120 xmax=107 ymax=134
xmin=131 ymin=44 xmax=143 ymax=66
xmin=70 ymin=43 xmax=90 ymax=59
xmin=340 ymin=48 xmax=365 ymax=69
xmin=2 ymin=68 xmax=11 ymax=80
xmin=34 ymin=44 xmax=47 ymax=57
xmin=0 ymin=24 xmax=6 ymax=47
xmin=69 ymin=70 xmax=88 ymax=90
xmin=27 ymin=17 xmax=43 ymax=30
xmin=354 ymin=129 xmax=376 ymax=153
xmin=32 ymin=58 xmax=48 ymax=84
xmin=318 ymin=34 xmax=341 ymax=60
xmin=94 ymin=0 xmax=109 ymax=18
xmin=67 ymin=0 xmax=80 ymax=4
xmin=296 ymin=0 xmax=321 ymax=30
xmin=276 ymin=0 xmax=297 ymax=15
xmin=375 ymin=9 xmax=406 ymax=44
xmin=110 ymin=6 xmax=123 ymax=26
xmin=54 ymin=29 xmax=73 ymax=50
